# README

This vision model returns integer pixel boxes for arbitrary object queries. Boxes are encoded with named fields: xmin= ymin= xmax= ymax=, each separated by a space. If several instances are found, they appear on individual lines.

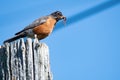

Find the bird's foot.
xmin=34 ymin=34 xmax=37 ymax=39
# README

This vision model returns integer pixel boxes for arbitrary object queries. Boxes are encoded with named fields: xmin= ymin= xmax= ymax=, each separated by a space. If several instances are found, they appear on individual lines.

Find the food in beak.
xmin=62 ymin=16 xmax=66 ymax=25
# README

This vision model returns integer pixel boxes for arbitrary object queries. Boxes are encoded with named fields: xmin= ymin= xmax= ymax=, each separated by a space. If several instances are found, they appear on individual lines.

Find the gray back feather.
xmin=15 ymin=16 xmax=48 ymax=35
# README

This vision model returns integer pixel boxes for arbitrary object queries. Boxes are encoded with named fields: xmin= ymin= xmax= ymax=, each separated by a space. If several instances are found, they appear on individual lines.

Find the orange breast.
xmin=33 ymin=16 xmax=56 ymax=40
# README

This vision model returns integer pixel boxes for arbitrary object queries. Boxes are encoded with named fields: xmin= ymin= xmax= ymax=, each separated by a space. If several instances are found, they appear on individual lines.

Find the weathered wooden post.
xmin=0 ymin=38 xmax=52 ymax=80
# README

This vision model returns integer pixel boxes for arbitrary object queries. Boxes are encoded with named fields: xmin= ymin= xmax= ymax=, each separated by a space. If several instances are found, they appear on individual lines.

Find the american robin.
xmin=4 ymin=11 xmax=66 ymax=43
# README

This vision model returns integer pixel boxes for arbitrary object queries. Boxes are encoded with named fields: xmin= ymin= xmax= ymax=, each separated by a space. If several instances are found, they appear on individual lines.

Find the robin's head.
xmin=51 ymin=11 xmax=66 ymax=22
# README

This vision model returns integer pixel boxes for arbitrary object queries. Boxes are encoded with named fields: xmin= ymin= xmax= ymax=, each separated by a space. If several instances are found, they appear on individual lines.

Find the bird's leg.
xmin=34 ymin=34 xmax=39 ymax=43
xmin=33 ymin=34 xmax=41 ymax=49
xmin=34 ymin=34 xmax=37 ymax=39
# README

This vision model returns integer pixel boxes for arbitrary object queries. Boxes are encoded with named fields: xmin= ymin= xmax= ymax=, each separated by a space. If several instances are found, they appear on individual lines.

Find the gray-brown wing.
xmin=15 ymin=16 xmax=48 ymax=35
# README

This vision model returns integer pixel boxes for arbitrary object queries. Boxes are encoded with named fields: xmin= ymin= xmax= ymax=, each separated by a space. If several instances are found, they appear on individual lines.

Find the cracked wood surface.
xmin=0 ymin=38 xmax=52 ymax=80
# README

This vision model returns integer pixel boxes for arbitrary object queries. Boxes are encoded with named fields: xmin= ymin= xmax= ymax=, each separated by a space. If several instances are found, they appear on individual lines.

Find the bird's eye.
xmin=56 ymin=11 xmax=62 ymax=16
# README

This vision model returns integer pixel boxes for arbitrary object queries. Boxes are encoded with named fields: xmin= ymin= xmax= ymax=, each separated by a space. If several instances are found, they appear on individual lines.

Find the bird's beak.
xmin=61 ymin=16 xmax=66 ymax=25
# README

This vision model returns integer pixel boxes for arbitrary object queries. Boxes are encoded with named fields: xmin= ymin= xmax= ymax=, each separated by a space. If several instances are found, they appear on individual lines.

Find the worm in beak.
xmin=61 ymin=16 xmax=66 ymax=25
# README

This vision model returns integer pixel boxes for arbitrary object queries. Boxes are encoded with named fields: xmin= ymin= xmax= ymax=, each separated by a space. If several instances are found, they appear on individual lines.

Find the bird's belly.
xmin=33 ymin=26 xmax=52 ymax=40
xmin=33 ymin=20 xmax=56 ymax=39
xmin=37 ymin=33 xmax=49 ymax=40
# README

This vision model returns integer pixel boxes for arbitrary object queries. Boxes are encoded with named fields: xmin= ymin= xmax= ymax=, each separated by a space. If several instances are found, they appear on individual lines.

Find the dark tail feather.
xmin=4 ymin=34 xmax=26 ymax=43
xmin=15 ymin=30 xmax=25 ymax=35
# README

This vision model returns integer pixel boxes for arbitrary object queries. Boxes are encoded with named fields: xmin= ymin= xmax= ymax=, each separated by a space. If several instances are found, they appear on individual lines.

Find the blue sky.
xmin=0 ymin=0 xmax=120 ymax=80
